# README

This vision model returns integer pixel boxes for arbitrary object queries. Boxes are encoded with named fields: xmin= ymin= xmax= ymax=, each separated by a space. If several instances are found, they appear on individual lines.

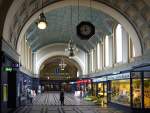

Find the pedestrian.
xmin=60 ymin=89 xmax=64 ymax=106
xmin=29 ymin=89 xmax=33 ymax=104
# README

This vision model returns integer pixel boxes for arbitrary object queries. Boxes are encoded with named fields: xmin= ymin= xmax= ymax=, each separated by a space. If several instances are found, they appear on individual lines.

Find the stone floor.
xmin=12 ymin=92 xmax=126 ymax=113
xmin=32 ymin=92 xmax=95 ymax=105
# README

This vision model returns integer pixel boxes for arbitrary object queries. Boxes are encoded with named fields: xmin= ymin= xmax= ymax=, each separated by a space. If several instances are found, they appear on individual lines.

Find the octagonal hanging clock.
xmin=77 ymin=21 xmax=95 ymax=40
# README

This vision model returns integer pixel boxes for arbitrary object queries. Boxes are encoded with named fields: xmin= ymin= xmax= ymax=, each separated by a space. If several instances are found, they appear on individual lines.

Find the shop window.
xmin=132 ymin=72 xmax=142 ymax=108
xmin=93 ymin=83 xmax=97 ymax=96
xmin=115 ymin=24 xmax=123 ymax=63
xmin=111 ymin=80 xmax=130 ymax=106
xmin=144 ymin=72 xmax=150 ymax=108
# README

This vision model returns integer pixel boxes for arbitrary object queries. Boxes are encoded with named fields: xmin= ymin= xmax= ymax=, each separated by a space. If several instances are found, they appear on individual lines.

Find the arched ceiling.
xmin=26 ymin=6 xmax=116 ymax=52
xmin=2 ymin=0 xmax=149 ymax=54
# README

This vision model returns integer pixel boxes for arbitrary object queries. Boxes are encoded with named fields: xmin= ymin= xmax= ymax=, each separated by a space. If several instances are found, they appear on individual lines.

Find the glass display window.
xmin=93 ymin=83 xmax=97 ymax=96
xmin=98 ymin=83 xmax=103 ymax=96
xmin=111 ymin=80 xmax=130 ymax=106
xmin=131 ymin=72 xmax=142 ymax=108
xmin=144 ymin=72 xmax=150 ymax=108
xmin=98 ymin=83 xmax=107 ymax=97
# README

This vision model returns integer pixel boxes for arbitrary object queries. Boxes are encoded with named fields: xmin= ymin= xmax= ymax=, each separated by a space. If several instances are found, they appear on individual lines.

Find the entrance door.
xmin=131 ymin=72 xmax=142 ymax=108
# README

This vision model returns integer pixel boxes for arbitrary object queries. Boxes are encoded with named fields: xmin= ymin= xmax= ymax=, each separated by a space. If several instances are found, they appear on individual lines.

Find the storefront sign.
xmin=107 ymin=72 xmax=130 ymax=80
xmin=77 ymin=79 xmax=91 ymax=84
xmin=92 ymin=77 xmax=107 ymax=82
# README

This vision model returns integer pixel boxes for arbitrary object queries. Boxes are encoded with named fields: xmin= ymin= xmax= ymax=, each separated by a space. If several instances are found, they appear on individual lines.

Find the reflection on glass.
xmin=93 ymin=83 xmax=97 ymax=96
xmin=132 ymin=79 xmax=141 ymax=108
xmin=97 ymin=83 xmax=107 ymax=105
xmin=144 ymin=78 xmax=150 ymax=108
xmin=98 ymin=83 xmax=107 ymax=97
xmin=111 ymin=80 xmax=130 ymax=106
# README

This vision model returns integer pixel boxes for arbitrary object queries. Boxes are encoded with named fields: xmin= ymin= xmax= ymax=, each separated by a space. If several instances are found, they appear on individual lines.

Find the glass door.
xmin=131 ymin=72 xmax=142 ymax=108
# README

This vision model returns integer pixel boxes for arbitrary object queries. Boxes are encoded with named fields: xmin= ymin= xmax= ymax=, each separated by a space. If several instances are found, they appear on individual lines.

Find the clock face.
xmin=77 ymin=21 xmax=95 ymax=40
xmin=79 ymin=24 xmax=92 ymax=35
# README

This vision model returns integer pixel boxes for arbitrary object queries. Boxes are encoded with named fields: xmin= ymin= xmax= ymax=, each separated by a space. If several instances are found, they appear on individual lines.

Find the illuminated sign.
xmin=77 ymin=79 xmax=91 ymax=84
xmin=107 ymin=72 xmax=130 ymax=80
xmin=4 ymin=67 xmax=13 ymax=72
xmin=12 ymin=63 xmax=19 ymax=68
xmin=92 ymin=72 xmax=130 ymax=82
xmin=92 ymin=77 xmax=107 ymax=82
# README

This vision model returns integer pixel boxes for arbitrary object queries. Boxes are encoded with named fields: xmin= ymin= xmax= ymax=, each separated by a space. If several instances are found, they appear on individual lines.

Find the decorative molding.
xmin=2 ymin=39 xmax=19 ymax=62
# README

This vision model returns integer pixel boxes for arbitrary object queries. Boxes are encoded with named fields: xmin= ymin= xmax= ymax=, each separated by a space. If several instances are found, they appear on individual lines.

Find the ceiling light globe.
xmin=37 ymin=21 xmax=47 ymax=29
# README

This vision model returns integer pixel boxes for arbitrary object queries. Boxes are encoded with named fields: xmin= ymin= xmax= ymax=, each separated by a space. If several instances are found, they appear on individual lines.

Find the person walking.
xmin=29 ymin=89 xmax=34 ymax=104
xmin=60 ymin=89 xmax=64 ymax=106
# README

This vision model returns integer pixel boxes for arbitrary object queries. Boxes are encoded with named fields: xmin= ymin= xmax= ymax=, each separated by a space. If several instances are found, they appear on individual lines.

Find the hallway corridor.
xmin=12 ymin=92 xmax=125 ymax=113
xmin=1 ymin=0 xmax=150 ymax=113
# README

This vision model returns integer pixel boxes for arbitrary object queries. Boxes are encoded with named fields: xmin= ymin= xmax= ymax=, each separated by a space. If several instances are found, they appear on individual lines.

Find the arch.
xmin=36 ymin=51 xmax=84 ymax=77
xmin=34 ymin=43 xmax=85 ymax=77
xmin=16 ymin=0 xmax=142 ymax=56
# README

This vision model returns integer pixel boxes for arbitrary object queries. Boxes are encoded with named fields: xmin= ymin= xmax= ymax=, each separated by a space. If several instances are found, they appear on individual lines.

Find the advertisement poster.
xmin=3 ymin=84 xmax=8 ymax=102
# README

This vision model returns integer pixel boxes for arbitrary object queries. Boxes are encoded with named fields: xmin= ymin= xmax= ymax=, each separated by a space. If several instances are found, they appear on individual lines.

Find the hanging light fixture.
xmin=68 ymin=40 xmax=75 ymax=58
xmin=37 ymin=0 xmax=48 ymax=29
xmin=59 ymin=56 xmax=67 ymax=70
xmin=65 ymin=4 xmax=78 ymax=58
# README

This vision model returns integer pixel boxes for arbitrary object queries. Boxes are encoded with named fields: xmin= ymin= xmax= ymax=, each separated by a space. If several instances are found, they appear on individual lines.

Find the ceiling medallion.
xmin=77 ymin=21 xmax=95 ymax=40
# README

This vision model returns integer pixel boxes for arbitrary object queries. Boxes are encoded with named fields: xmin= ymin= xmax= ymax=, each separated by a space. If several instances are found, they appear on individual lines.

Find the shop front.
xmin=131 ymin=71 xmax=150 ymax=110
xmin=107 ymin=73 xmax=130 ymax=106
xmin=89 ymin=69 xmax=150 ymax=111
xmin=107 ymin=71 xmax=150 ymax=110
xmin=92 ymin=77 xmax=107 ymax=105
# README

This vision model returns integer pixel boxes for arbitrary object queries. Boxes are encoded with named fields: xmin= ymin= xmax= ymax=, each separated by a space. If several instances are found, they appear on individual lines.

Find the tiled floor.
xmin=32 ymin=92 xmax=94 ymax=105
xmin=12 ymin=92 xmax=126 ymax=113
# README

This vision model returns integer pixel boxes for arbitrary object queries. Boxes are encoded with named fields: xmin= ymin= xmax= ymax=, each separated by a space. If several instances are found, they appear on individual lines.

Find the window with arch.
xmin=115 ymin=24 xmax=123 ymax=63
xmin=91 ymin=49 xmax=94 ymax=72
xmin=105 ymin=35 xmax=110 ymax=67
xmin=97 ymin=43 xmax=100 ymax=69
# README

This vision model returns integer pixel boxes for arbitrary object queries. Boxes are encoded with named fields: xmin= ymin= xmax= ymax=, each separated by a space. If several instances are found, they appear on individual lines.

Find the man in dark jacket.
xmin=60 ymin=90 xmax=64 ymax=105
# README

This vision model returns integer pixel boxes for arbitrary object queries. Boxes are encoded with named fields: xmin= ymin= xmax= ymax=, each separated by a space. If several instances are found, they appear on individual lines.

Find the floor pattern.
xmin=32 ymin=92 xmax=94 ymax=106
xmin=12 ymin=92 xmax=126 ymax=113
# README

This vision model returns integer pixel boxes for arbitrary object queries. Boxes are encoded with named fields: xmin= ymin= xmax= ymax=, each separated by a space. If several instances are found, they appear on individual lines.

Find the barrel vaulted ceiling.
xmin=2 ymin=0 xmax=150 ymax=53
xmin=26 ymin=6 xmax=116 ymax=52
